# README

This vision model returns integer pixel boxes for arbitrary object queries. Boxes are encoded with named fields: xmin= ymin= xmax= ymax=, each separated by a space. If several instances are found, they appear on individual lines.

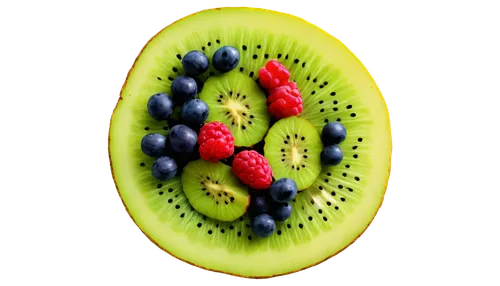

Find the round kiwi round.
xmin=109 ymin=7 xmax=391 ymax=279
xmin=264 ymin=116 xmax=323 ymax=190
xmin=181 ymin=159 xmax=250 ymax=222
xmin=199 ymin=71 xmax=270 ymax=147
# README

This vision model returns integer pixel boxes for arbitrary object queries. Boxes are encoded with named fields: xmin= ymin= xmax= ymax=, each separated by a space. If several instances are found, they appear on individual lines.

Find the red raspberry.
xmin=232 ymin=150 xmax=273 ymax=190
xmin=258 ymin=60 xmax=290 ymax=90
xmin=267 ymin=82 xmax=303 ymax=119
xmin=198 ymin=122 xmax=234 ymax=163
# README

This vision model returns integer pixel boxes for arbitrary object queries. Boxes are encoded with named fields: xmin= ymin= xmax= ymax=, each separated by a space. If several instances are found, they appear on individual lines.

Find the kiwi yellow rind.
xmin=105 ymin=5 xmax=395 ymax=280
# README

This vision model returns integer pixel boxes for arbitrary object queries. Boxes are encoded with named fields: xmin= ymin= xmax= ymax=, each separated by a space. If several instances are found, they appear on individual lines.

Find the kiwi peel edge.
xmin=104 ymin=4 xmax=396 ymax=281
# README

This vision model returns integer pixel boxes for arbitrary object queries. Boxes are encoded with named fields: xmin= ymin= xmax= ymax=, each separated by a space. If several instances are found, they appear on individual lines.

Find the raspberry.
xmin=232 ymin=150 xmax=273 ymax=189
xmin=258 ymin=60 xmax=290 ymax=90
xmin=267 ymin=82 xmax=303 ymax=119
xmin=198 ymin=122 xmax=234 ymax=163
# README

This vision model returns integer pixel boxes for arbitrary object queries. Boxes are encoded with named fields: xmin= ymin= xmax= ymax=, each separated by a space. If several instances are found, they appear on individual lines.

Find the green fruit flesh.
xmin=199 ymin=71 xmax=270 ymax=147
xmin=264 ymin=116 xmax=323 ymax=190
xmin=109 ymin=8 xmax=391 ymax=278
xmin=181 ymin=160 xmax=250 ymax=222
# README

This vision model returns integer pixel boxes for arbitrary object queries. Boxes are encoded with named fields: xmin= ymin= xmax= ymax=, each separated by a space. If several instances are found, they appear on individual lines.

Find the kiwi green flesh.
xmin=199 ymin=71 xmax=270 ymax=147
xmin=181 ymin=160 xmax=250 ymax=222
xmin=110 ymin=7 xmax=391 ymax=278
xmin=264 ymin=116 xmax=322 ymax=190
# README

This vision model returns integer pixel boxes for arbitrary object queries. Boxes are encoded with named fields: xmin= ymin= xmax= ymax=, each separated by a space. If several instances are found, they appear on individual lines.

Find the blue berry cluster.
xmin=320 ymin=122 xmax=346 ymax=166
xmin=248 ymin=178 xmax=298 ymax=238
xmin=141 ymin=46 xmax=241 ymax=182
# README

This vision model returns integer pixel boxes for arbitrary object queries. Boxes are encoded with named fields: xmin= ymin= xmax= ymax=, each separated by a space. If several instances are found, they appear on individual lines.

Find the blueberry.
xmin=212 ymin=46 xmax=240 ymax=72
xmin=322 ymin=122 xmax=347 ymax=145
xmin=271 ymin=202 xmax=292 ymax=221
xmin=182 ymin=50 xmax=209 ymax=76
xmin=251 ymin=214 xmax=276 ymax=238
xmin=146 ymin=92 xmax=174 ymax=121
xmin=166 ymin=117 xmax=180 ymax=129
xmin=181 ymin=99 xmax=209 ymax=128
xmin=321 ymin=145 xmax=344 ymax=166
xmin=168 ymin=124 xmax=197 ymax=153
xmin=171 ymin=76 xmax=197 ymax=104
xmin=270 ymin=178 xmax=298 ymax=203
xmin=141 ymin=133 xmax=167 ymax=157
xmin=194 ymin=77 xmax=204 ymax=93
xmin=152 ymin=156 xmax=177 ymax=181
xmin=249 ymin=195 xmax=270 ymax=216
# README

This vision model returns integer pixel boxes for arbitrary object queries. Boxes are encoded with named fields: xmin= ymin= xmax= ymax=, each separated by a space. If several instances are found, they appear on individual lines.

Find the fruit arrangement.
xmin=109 ymin=8 xmax=391 ymax=279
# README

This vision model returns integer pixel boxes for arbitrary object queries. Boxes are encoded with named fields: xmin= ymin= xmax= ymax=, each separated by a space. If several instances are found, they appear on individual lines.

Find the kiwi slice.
xmin=199 ymin=71 xmax=270 ymax=147
xmin=264 ymin=116 xmax=322 ymax=190
xmin=181 ymin=160 xmax=250 ymax=221
xmin=109 ymin=8 xmax=391 ymax=278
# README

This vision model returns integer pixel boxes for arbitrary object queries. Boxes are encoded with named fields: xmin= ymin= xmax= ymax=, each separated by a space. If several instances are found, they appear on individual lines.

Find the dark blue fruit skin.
xmin=141 ymin=133 xmax=167 ymax=157
xmin=271 ymin=202 xmax=292 ymax=221
xmin=321 ymin=144 xmax=344 ymax=166
xmin=249 ymin=195 xmax=270 ymax=216
xmin=181 ymin=99 xmax=209 ymax=128
xmin=270 ymin=178 xmax=298 ymax=203
xmin=166 ymin=117 xmax=180 ymax=129
xmin=147 ymin=92 xmax=174 ymax=121
xmin=322 ymin=122 xmax=347 ymax=145
xmin=251 ymin=214 xmax=276 ymax=238
xmin=194 ymin=77 xmax=204 ymax=93
xmin=182 ymin=50 xmax=209 ymax=76
xmin=171 ymin=76 xmax=198 ymax=104
xmin=152 ymin=156 xmax=177 ymax=181
xmin=212 ymin=46 xmax=240 ymax=72
xmin=168 ymin=124 xmax=198 ymax=153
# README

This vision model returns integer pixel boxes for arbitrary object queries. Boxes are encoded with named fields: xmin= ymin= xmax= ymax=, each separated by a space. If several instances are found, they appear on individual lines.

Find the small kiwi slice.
xmin=199 ymin=71 xmax=270 ymax=147
xmin=264 ymin=116 xmax=323 ymax=190
xmin=181 ymin=160 xmax=250 ymax=221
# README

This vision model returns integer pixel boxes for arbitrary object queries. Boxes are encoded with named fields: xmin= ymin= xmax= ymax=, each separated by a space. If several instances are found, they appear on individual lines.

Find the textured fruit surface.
xmin=321 ymin=144 xmax=344 ymax=166
xmin=232 ymin=150 xmax=272 ymax=189
xmin=180 ymin=99 xmax=209 ymax=128
xmin=270 ymin=202 xmax=292 ymax=221
xmin=248 ymin=195 xmax=270 ymax=216
xmin=251 ymin=214 xmax=276 ymax=238
xmin=171 ymin=76 xmax=197 ymax=104
xmin=152 ymin=156 xmax=177 ymax=181
xmin=182 ymin=50 xmax=209 ymax=76
xmin=264 ymin=116 xmax=323 ymax=190
xmin=322 ymin=122 xmax=347 ymax=145
xmin=267 ymin=82 xmax=303 ymax=119
xmin=168 ymin=124 xmax=197 ymax=153
xmin=199 ymin=71 xmax=270 ymax=147
xmin=270 ymin=178 xmax=298 ymax=203
xmin=141 ymin=133 xmax=167 ymax=157
xmin=198 ymin=121 xmax=234 ymax=162
xmin=259 ymin=60 xmax=290 ymax=90
xmin=109 ymin=7 xmax=391 ymax=279
xmin=181 ymin=160 xmax=250 ymax=221
xmin=147 ymin=92 xmax=174 ymax=120
xmin=212 ymin=46 xmax=240 ymax=72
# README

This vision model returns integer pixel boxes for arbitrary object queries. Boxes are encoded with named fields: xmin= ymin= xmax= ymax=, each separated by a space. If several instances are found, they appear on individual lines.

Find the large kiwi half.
xmin=199 ymin=71 xmax=270 ymax=147
xmin=109 ymin=8 xmax=391 ymax=278
xmin=264 ymin=116 xmax=323 ymax=190
xmin=181 ymin=159 xmax=250 ymax=222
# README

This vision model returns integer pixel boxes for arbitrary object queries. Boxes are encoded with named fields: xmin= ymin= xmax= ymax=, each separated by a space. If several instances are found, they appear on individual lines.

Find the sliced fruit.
xmin=109 ymin=7 xmax=391 ymax=279
xmin=264 ymin=116 xmax=323 ymax=190
xmin=199 ymin=71 xmax=270 ymax=147
xmin=181 ymin=160 xmax=250 ymax=221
